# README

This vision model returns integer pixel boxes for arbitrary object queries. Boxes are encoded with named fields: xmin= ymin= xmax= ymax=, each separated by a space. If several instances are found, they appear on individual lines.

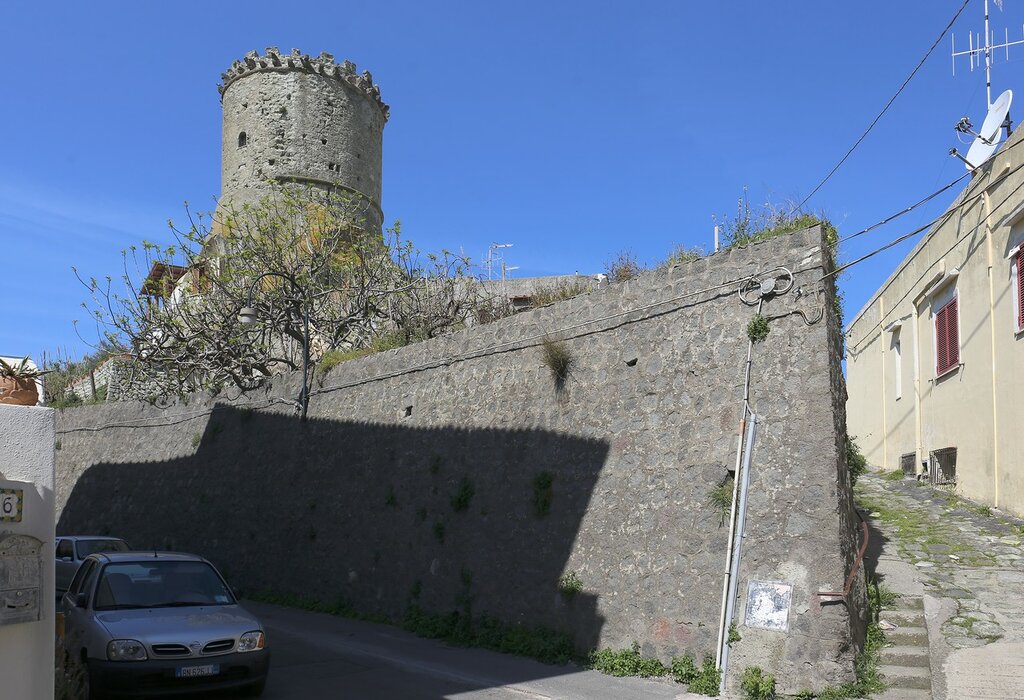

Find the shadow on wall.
xmin=59 ymin=403 xmax=610 ymax=686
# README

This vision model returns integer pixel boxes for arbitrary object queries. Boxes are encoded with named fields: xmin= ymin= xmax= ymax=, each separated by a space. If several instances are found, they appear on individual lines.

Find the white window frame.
xmin=891 ymin=327 xmax=902 ymax=400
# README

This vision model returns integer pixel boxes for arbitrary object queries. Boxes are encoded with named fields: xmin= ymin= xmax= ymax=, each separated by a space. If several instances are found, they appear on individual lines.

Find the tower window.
xmin=238 ymin=132 xmax=247 ymax=148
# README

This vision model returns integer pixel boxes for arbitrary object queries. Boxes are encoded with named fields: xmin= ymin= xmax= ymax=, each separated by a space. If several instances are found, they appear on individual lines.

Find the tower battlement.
xmin=219 ymin=48 xmax=389 ymax=119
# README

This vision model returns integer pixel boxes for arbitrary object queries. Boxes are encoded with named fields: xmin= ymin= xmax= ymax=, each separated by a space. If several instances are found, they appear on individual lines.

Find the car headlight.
xmin=107 ymin=639 xmax=148 ymax=661
xmin=237 ymin=631 xmax=265 ymax=653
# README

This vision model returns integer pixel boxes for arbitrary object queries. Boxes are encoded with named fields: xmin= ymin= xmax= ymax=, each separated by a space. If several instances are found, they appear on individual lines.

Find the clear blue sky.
xmin=2 ymin=1 xmax=1020 ymax=361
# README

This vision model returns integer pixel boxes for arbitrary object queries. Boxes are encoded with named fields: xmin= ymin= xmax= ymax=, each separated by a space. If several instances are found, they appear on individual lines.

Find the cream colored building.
xmin=846 ymin=127 xmax=1024 ymax=517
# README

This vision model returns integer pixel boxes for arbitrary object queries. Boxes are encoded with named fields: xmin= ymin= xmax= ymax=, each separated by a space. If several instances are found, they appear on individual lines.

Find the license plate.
xmin=175 ymin=664 xmax=219 ymax=678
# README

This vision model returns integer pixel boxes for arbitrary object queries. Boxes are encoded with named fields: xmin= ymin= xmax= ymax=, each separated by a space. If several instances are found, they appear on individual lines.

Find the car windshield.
xmin=75 ymin=539 xmax=129 ymax=558
xmin=94 ymin=561 xmax=235 ymax=610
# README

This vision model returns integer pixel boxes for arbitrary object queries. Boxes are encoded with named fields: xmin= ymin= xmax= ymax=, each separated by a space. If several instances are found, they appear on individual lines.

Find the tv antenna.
xmin=950 ymin=88 xmax=1013 ymax=169
xmin=951 ymin=0 xmax=1024 ymax=108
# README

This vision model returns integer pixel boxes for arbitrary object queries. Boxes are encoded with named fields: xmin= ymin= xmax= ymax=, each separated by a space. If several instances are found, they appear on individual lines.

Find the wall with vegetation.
xmin=54 ymin=226 xmax=862 ymax=693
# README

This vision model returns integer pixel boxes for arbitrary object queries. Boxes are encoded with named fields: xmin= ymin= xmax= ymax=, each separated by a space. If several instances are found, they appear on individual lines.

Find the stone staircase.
xmin=876 ymin=595 xmax=933 ymax=699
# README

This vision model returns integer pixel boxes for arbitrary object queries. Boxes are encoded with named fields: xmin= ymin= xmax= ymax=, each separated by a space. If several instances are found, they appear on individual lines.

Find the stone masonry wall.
xmin=55 ymin=227 xmax=863 ymax=693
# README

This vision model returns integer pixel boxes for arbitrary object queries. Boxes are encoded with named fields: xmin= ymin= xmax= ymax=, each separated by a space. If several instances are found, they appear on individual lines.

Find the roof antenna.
xmin=951 ymin=0 xmax=1022 ymax=109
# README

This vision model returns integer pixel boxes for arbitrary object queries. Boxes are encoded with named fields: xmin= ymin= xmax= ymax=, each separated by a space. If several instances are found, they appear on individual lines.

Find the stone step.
xmin=874 ymin=687 xmax=933 ymax=700
xmin=880 ymin=609 xmax=926 ymax=626
xmin=886 ymin=626 xmax=929 ymax=646
xmin=880 ymin=664 xmax=932 ymax=690
xmin=879 ymin=645 xmax=931 ymax=668
xmin=891 ymin=596 xmax=925 ymax=611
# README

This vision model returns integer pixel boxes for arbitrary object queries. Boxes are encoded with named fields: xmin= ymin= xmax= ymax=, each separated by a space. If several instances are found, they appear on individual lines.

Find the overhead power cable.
xmin=795 ymin=0 xmax=972 ymax=212
xmin=822 ymin=141 xmax=1024 ymax=283
xmin=835 ymin=171 xmax=972 ymax=245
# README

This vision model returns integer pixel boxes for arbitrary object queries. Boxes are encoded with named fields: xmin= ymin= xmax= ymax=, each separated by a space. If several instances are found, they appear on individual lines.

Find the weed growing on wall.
xmin=687 ymin=656 xmax=722 ymax=696
xmin=402 ymin=580 xmax=576 ymax=664
xmin=533 ymin=471 xmax=554 ymax=517
xmin=740 ymin=666 xmax=776 ymax=700
xmin=433 ymin=521 xmax=446 ymax=542
xmin=709 ymin=477 xmax=735 ymax=525
xmin=557 ymin=570 xmax=583 ymax=597
xmin=746 ymin=315 xmax=770 ymax=343
xmin=190 ymin=433 xmax=201 ymax=449
xmin=589 ymin=642 xmax=666 ymax=677
xmin=450 ymin=477 xmax=475 ymax=513
xmin=662 ymin=244 xmax=705 ymax=267
xmin=728 ymin=622 xmax=742 ymax=645
xmin=530 ymin=279 xmax=595 ymax=306
xmin=384 ymin=485 xmax=397 ymax=507
xmin=540 ymin=337 xmax=572 ymax=388
xmin=846 ymin=436 xmax=868 ymax=486
xmin=604 ymin=250 xmax=644 ymax=282
xmin=671 ymin=654 xmax=697 ymax=683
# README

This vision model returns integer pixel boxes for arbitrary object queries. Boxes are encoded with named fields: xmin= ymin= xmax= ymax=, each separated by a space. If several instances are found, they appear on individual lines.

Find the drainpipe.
xmin=715 ymin=295 xmax=764 ymax=670
xmin=879 ymin=297 xmax=887 ymax=469
xmin=983 ymin=189 xmax=1001 ymax=507
xmin=718 ymin=413 xmax=758 ymax=695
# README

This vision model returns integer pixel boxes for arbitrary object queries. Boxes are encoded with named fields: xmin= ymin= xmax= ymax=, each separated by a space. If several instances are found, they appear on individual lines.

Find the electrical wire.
xmin=795 ymin=0 xmax=972 ymax=212
xmin=835 ymin=172 xmax=972 ymax=245
xmin=823 ymin=143 xmax=1024 ymax=285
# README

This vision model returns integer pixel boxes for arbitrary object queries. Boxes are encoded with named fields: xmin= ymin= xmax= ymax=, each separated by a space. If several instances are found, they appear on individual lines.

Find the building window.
xmin=891 ymin=328 xmax=902 ymax=400
xmin=238 ymin=131 xmax=247 ymax=148
xmin=935 ymin=294 xmax=960 ymax=376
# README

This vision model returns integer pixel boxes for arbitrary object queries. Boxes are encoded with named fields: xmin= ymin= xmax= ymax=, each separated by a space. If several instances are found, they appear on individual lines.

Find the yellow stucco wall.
xmin=846 ymin=127 xmax=1024 ymax=517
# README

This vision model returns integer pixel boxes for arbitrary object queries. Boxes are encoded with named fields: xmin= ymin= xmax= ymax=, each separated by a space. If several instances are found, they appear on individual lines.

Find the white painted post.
xmin=0 ymin=404 xmax=56 ymax=699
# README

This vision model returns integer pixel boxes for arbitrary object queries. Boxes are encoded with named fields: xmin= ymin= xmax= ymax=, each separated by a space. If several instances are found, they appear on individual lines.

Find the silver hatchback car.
xmin=61 ymin=551 xmax=269 ymax=698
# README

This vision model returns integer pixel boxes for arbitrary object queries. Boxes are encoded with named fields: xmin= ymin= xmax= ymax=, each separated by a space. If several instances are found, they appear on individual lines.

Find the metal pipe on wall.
xmin=718 ymin=413 xmax=758 ymax=695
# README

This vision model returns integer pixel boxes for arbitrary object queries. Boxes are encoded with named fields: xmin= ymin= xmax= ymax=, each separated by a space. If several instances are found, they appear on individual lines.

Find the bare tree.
xmin=76 ymin=186 xmax=488 ymax=397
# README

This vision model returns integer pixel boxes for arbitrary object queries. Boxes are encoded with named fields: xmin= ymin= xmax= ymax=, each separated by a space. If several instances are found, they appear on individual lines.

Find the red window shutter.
xmin=936 ymin=296 xmax=959 ymax=375
xmin=936 ymin=306 xmax=948 ymax=373
xmin=1017 ymin=249 xmax=1024 ymax=329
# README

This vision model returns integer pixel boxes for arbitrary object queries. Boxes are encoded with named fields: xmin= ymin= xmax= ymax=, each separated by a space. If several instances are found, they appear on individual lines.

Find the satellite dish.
xmin=964 ymin=134 xmax=999 ymax=169
xmin=979 ymin=89 xmax=1013 ymax=143
xmin=960 ymin=90 xmax=1013 ymax=170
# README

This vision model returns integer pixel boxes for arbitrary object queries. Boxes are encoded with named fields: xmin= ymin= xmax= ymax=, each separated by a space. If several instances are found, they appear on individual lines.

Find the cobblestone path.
xmin=857 ymin=472 xmax=1024 ymax=699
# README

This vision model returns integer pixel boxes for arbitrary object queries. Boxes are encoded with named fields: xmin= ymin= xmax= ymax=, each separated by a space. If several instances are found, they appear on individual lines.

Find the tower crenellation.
xmin=218 ymin=47 xmax=388 ymax=232
xmin=218 ymin=47 xmax=389 ymax=119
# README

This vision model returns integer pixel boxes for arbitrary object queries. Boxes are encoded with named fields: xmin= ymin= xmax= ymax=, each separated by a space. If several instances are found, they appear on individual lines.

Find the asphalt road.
xmin=240 ymin=601 xmax=694 ymax=700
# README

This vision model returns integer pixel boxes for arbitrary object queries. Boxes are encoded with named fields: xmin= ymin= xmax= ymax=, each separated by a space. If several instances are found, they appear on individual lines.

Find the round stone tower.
xmin=217 ymin=48 xmax=389 ymax=232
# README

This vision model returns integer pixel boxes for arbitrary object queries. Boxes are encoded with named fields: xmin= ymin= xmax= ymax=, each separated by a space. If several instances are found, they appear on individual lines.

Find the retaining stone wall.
xmin=55 ymin=226 xmax=863 ymax=693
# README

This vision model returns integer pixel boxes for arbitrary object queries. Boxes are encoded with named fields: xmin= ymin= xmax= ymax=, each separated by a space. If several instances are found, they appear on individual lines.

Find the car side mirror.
xmin=74 ymin=593 xmax=88 ymax=608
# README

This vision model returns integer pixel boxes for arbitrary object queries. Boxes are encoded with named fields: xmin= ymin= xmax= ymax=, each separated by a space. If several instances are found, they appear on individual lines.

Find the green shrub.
xmin=589 ymin=642 xmax=666 ymax=678
xmin=318 ymin=347 xmax=372 ymax=376
xmin=740 ymin=666 xmax=776 ymax=700
xmin=846 ymin=435 xmax=868 ymax=486
xmin=687 ymin=655 xmax=721 ymax=696
xmin=671 ymin=654 xmax=698 ymax=683
xmin=450 ymin=477 xmax=475 ymax=513
xmin=746 ymin=315 xmax=770 ymax=343
xmin=604 ymin=250 xmax=644 ymax=282
xmin=540 ymin=338 xmax=572 ymax=385
xmin=883 ymin=469 xmax=904 ymax=481
xmin=728 ymin=622 xmax=741 ymax=645
xmin=533 ymin=471 xmax=554 ymax=517
xmin=557 ymin=570 xmax=583 ymax=596
xmin=663 ymin=244 xmax=704 ymax=266
xmin=709 ymin=477 xmax=734 ymax=524
xmin=530 ymin=279 xmax=594 ymax=306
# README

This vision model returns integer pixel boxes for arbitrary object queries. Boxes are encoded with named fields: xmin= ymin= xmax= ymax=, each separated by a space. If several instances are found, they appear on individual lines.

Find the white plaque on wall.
xmin=744 ymin=580 xmax=792 ymax=632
